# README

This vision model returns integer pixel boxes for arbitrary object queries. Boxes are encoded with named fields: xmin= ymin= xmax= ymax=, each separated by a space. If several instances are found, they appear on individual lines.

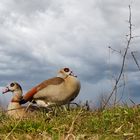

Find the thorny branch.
xmin=103 ymin=5 xmax=133 ymax=109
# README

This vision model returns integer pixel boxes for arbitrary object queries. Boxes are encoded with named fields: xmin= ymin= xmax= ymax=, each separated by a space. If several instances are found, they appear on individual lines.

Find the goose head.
xmin=2 ymin=82 xmax=23 ymax=101
xmin=57 ymin=67 xmax=77 ymax=79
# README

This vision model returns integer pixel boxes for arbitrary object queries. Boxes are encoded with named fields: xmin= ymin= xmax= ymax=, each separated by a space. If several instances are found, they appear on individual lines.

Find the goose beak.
xmin=2 ymin=87 xmax=10 ymax=94
xmin=70 ymin=71 xmax=77 ymax=77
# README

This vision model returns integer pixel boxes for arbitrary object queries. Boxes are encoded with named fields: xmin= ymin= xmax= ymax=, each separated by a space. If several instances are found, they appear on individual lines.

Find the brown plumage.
xmin=20 ymin=67 xmax=81 ymax=107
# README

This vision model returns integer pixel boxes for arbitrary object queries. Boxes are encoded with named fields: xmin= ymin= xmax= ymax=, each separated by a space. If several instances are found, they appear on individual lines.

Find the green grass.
xmin=0 ymin=106 xmax=140 ymax=140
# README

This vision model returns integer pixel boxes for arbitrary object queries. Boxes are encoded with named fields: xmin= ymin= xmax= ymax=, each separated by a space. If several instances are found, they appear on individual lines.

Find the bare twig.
xmin=108 ymin=46 xmax=122 ymax=54
xmin=115 ymin=81 xmax=126 ymax=105
xmin=102 ymin=5 xmax=133 ymax=109
xmin=129 ymin=98 xmax=136 ymax=106
xmin=131 ymin=51 xmax=140 ymax=71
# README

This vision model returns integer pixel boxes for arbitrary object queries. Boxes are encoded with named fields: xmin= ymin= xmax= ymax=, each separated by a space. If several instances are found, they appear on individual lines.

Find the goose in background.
xmin=2 ymin=82 xmax=39 ymax=119
xmin=20 ymin=67 xmax=81 ymax=107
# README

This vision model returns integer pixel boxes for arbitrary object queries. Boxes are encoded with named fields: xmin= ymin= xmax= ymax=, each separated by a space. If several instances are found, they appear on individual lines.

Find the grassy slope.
xmin=0 ymin=106 xmax=140 ymax=140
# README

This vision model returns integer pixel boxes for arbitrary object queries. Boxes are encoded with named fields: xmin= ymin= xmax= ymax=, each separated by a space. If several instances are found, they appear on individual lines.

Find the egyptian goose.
xmin=2 ymin=82 xmax=38 ymax=119
xmin=20 ymin=67 xmax=81 ymax=107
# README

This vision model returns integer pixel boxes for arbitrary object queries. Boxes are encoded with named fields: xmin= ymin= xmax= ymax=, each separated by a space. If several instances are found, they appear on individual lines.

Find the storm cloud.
xmin=0 ymin=0 xmax=140 ymax=107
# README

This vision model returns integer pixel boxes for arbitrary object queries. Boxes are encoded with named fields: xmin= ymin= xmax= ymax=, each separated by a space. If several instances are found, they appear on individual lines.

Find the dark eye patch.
xmin=64 ymin=68 xmax=70 ymax=72
xmin=10 ymin=83 xmax=15 ymax=87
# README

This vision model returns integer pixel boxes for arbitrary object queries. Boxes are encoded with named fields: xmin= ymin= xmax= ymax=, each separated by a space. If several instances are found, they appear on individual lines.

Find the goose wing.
xmin=20 ymin=77 xmax=64 ymax=104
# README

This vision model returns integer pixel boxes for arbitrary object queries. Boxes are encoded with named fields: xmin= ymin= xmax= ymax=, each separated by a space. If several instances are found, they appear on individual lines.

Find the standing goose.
xmin=20 ymin=67 xmax=81 ymax=107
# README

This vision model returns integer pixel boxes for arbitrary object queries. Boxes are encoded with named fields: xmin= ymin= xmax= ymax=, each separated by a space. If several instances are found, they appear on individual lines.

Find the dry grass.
xmin=0 ymin=105 xmax=140 ymax=140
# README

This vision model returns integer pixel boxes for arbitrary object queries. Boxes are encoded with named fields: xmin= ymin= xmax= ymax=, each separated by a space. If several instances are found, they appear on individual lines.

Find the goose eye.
xmin=10 ymin=83 xmax=15 ymax=87
xmin=64 ymin=68 xmax=70 ymax=72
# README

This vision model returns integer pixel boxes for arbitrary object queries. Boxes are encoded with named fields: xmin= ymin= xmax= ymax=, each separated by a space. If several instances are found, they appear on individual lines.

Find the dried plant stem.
xmin=65 ymin=108 xmax=83 ymax=140
xmin=103 ymin=5 xmax=133 ymax=109
xmin=131 ymin=51 xmax=140 ymax=71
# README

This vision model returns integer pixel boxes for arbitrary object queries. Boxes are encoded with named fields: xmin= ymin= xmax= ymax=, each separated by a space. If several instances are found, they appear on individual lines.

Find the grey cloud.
xmin=0 ymin=0 xmax=51 ymax=15
xmin=0 ymin=0 xmax=140 ymax=106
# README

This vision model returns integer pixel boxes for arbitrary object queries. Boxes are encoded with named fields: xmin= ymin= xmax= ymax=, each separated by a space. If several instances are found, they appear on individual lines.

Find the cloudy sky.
xmin=0 ymin=0 xmax=140 ymax=107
